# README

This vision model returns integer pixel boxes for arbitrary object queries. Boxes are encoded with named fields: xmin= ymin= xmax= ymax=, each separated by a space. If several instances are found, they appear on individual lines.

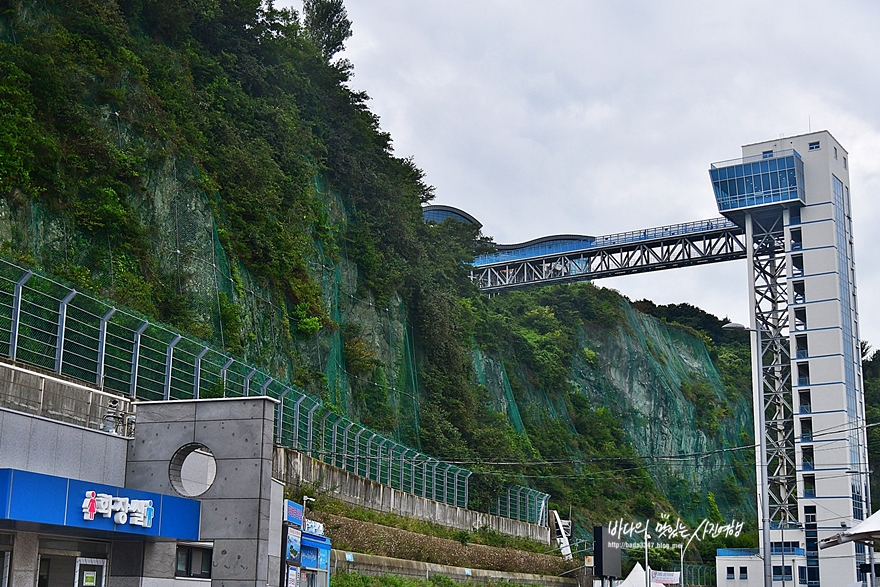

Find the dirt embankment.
xmin=311 ymin=512 xmax=578 ymax=575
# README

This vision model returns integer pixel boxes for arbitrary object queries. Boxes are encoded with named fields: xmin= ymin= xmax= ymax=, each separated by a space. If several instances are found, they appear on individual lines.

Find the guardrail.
xmin=0 ymin=258 xmax=548 ymax=525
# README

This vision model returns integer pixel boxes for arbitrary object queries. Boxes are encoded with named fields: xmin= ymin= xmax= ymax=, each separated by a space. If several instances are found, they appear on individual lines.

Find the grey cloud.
xmin=284 ymin=0 xmax=880 ymax=343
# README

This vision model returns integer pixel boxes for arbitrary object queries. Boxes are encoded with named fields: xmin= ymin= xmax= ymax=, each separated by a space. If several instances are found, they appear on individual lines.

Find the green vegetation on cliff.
xmin=1 ymin=0 xmax=757 ymax=542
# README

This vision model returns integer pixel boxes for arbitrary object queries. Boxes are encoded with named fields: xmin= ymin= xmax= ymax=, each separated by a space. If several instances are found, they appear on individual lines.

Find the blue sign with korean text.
xmin=0 ymin=469 xmax=200 ymax=540
xmin=285 ymin=500 xmax=304 ymax=529
xmin=300 ymin=546 xmax=318 ymax=569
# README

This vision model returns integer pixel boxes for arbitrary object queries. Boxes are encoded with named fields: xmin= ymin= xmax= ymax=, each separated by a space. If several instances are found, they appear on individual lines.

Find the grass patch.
xmin=312 ymin=497 xmax=549 ymax=554
xmin=332 ymin=571 xmax=549 ymax=587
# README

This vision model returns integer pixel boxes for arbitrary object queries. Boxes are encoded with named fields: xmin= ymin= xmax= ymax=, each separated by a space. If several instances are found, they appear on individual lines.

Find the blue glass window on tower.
xmin=809 ymin=141 xmax=820 ymax=151
xmin=709 ymin=150 xmax=805 ymax=213
xmin=833 ymin=174 xmax=866 ymax=522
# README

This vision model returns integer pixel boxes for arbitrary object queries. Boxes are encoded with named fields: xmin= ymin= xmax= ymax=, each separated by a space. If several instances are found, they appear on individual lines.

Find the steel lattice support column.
xmin=746 ymin=211 xmax=798 ymax=525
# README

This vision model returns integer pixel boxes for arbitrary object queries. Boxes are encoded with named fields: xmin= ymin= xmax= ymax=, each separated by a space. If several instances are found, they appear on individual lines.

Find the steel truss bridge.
xmin=471 ymin=217 xmax=747 ymax=291
xmin=469 ymin=209 xmax=797 ymax=526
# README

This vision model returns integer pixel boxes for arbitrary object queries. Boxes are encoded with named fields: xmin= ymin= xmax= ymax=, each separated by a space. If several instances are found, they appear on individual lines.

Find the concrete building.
xmin=713 ymin=131 xmax=869 ymax=586
xmin=0 ymin=363 xmax=289 ymax=587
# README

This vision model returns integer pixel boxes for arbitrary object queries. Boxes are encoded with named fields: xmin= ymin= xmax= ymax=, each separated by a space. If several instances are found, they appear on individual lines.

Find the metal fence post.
xmin=514 ymin=486 xmax=524 ymax=521
xmin=10 ymin=270 xmax=33 ymax=362
xmin=399 ymin=449 xmax=408 ymax=490
xmin=260 ymin=377 xmax=273 ymax=396
xmin=306 ymin=404 xmax=319 ymax=456
xmin=376 ymin=438 xmax=388 ymax=482
xmin=442 ymin=464 xmax=451 ymax=505
xmin=96 ymin=307 xmax=116 ymax=387
xmin=352 ymin=428 xmax=364 ymax=474
xmin=411 ymin=454 xmax=419 ymax=494
xmin=341 ymin=422 xmax=354 ymax=471
xmin=431 ymin=461 xmax=439 ymax=501
xmin=388 ymin=444 xmax=397 ymax=487
xmin=275 ymin=387 xmax=292 ymax=444
xmin=463 ymin=471 xmax=472 ymax=509
xmin=129 ymin=322 xmax=149 ymax=398
xmin=320 ymin=411 xmax=332 ymax=460
xmin=292 ymin=396 xmax=306 ymax=448
xmin=220 ymin=357 xmax=234 ymax=396
xmin=422 ymin=459 xmax=428 ymax=497
xmin=363 ymin=433 xmax=376 ymax=478
xmin=333 ymin=419 xmax=343 ymax=467
xmin=193 ymin=347 xmax=209 ymax=398
xmin=54 ymin=290 xmax=77 ymax=374
xmin=163 ymin=334 xmax=182 ymax=400
xmin=329 ymin=416 xmax=337 ymax=462
xmin=243 ymin=367 xmax=257 ymax=396
xmin=453 ymin=469 xmax=461 ymax=508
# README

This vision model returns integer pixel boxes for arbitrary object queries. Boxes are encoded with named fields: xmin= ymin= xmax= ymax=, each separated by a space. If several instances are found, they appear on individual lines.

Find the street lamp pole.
xmin=723 ymin=322 xmax=772 ymax=587
xmin=302 ymin=495 xmax=316 ymax=528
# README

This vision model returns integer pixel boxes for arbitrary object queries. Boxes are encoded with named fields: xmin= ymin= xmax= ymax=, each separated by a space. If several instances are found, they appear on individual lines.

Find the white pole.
xmin=680 ymin=543 xmax=684 ymax=587
xmin=754 ymin=325 xmax=773 ymax=587
xmin=645 ymin=527 xmax=650 ymax=587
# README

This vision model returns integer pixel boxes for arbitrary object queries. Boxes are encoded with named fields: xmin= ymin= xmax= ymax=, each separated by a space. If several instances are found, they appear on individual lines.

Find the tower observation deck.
xmin=429 ymin=131 xmax=868 ymax=587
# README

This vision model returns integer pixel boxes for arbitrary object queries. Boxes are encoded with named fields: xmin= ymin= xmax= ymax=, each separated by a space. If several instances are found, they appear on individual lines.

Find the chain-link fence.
xmin=679 ymin=563 xmax=716 ymax=586
xmin=0 ymin=257 xmax=549 ymax=525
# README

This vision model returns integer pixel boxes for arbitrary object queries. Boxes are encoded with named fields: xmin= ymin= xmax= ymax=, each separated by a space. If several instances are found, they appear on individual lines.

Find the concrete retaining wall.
xmin=0 ymin=407 xmax=128 ymax=485
xmin=329 ymin=550 xmax=581 ymax=587
xmin=0 ymin=360 xmax=135 ymax=435
xmin=273 ymin=448 xmax=550 ymax=544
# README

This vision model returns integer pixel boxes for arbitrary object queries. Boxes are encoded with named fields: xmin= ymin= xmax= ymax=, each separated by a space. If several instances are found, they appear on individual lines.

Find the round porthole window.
xmin=169 ymin=443 xmax=217 ymax=497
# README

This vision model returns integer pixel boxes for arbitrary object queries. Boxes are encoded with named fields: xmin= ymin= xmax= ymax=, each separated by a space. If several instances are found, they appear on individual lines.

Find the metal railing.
xmin=474 ymin=217 xmax=739 ymax=266
xmin=0 ymin=360 xmax=136 ymax=435
xmin=0 ymin=258 xmax=549 ymax=524
xmin=709 ymin=148 xmax=802 ymax=170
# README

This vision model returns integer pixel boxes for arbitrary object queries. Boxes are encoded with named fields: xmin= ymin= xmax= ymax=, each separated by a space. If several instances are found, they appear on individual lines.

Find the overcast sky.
xmin=285 ymin=1 xmax=880 ymax=347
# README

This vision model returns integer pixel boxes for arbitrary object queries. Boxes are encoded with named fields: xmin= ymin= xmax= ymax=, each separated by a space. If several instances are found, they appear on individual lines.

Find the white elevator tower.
xmin=711 ymin=131 xmax=870 ymax=587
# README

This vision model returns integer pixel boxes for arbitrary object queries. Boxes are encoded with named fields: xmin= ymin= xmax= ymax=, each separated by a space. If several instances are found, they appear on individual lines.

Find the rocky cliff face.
xmin=474 ymin=299 xmax=755 ymax=523
xmin=0 ymin=0 xmax=755 ymax=535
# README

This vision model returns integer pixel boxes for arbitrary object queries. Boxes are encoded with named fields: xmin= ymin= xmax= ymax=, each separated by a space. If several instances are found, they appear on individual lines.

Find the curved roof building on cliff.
xmin=422 ymin=204 xmax=595 ymax=265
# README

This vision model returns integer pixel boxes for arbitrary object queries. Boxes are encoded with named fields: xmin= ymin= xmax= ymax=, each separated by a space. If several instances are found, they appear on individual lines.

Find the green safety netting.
xmin=0 ymin=256 xmax=549 ymax=523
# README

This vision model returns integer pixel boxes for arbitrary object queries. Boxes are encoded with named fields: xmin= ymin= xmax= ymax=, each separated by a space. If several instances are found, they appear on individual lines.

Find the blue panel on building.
xmin=158 ymin=494 xmax=201 ymax=541
xmin=8 ymin=470 xmax=69 ymax=525
xmin=302 ymin=535 xmax=331 ymax=549
xmin=0 ymin=469 xmax=10 ymax=517
xmin=0 ymin=469 xmax=199 ymax=540
xmin=301 ymin=534 xmax=331 ymax=571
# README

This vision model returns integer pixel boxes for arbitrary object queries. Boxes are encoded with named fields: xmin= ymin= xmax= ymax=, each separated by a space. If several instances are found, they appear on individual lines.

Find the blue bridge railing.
xmin=475 ymin=217 xmax=740 ymax=266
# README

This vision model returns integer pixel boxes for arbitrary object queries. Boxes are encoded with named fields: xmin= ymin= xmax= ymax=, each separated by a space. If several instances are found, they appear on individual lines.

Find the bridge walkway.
xmin=471 ymin=217 xmax=746 ymax=292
